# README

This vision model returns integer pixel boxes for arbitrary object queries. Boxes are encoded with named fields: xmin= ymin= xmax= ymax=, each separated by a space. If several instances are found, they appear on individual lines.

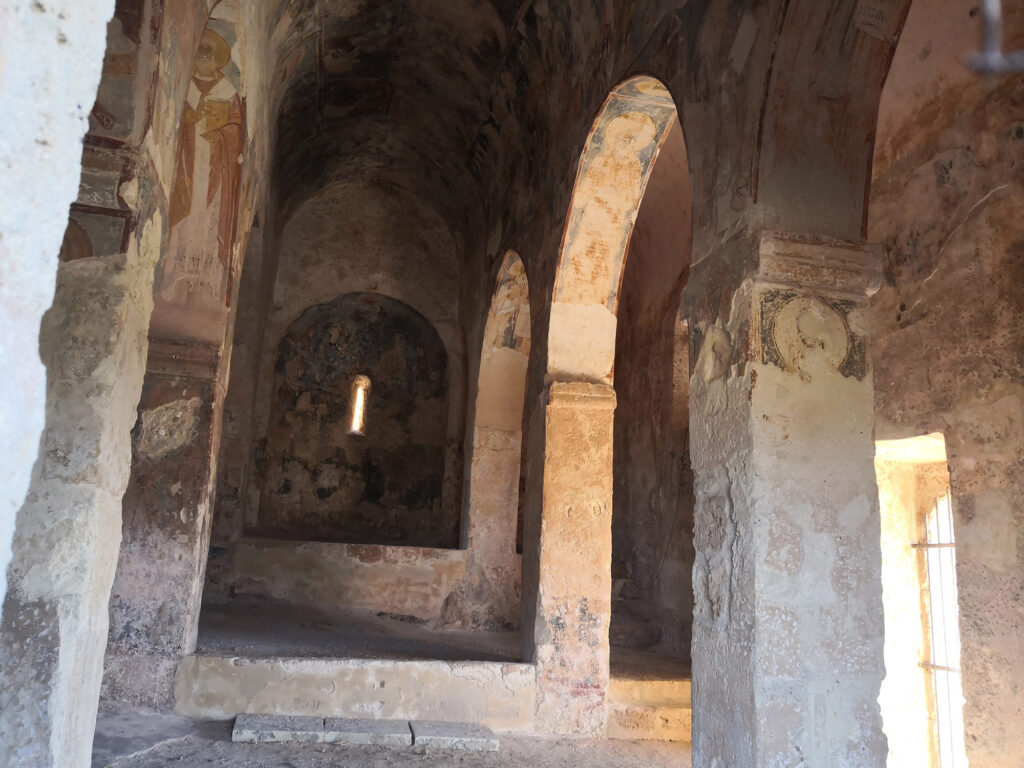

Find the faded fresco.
xmin=555 ymin=78 xmax=676 ymax=311
xmin=152 ymin=14 xmax=246 ymax=343
xmin=255 ymin=293 xmax=453 ymax=548
xmin=756 ymin=288 xmax=866 ymax=380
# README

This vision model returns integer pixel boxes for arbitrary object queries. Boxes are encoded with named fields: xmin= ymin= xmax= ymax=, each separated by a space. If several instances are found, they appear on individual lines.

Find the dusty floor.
xmin=95 ymin=709 xmax=693 ymax=768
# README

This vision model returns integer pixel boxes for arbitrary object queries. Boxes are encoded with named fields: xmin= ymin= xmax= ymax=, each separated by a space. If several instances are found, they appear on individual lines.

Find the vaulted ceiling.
xmin=260 ymin=0 xmax=914 ymax=270
xmin=268 ymin=0 xmax=546 ymax=231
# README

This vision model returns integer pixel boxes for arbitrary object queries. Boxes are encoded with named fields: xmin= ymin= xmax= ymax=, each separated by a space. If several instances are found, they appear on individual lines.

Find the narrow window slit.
xmin=348 ymin=375 xmax=371 ymax=436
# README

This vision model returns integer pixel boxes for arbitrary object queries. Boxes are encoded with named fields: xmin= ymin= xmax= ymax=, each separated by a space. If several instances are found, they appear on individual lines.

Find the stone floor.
xmin=94 ymin=709 xmax=693 ymax=768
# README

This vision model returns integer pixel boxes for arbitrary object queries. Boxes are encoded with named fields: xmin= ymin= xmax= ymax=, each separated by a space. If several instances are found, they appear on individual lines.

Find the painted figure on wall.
xmin=159 ymin=27 xmax=244 ymax=308
xmin=560 ymin=111 xmax=657 ymax=307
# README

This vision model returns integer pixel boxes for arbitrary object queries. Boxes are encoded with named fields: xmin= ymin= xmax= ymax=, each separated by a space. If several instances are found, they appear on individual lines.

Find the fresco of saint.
xmin=160 ymin=27 xmax=244 ymax=307
xmin=560 ymin=110 xmax=657 ymax=307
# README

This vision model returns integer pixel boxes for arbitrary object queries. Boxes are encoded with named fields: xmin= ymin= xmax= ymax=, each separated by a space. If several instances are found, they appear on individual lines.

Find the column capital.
xmin=756 ymin=231 xmax=882 ymax=299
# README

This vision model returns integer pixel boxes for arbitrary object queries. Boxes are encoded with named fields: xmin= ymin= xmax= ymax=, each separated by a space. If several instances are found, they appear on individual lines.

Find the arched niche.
xmin=252 ymin=292 xmax=453 ymax=548
xmin=444 ymin=252 xmax=531 ymax=630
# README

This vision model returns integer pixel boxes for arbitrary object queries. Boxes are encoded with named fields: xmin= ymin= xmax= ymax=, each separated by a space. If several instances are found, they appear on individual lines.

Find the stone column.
xmin=101 ymin=339 xmax=224 ymax=709
xmin=525 ymin=380 xmax=615 ymax=735
xmin=687 ymin=231 xmax=886 ymax=767
xmin=0 ymin=209 xmax=165 ymax=768
xmin=441 ymin=423 xmax=523 ymax=629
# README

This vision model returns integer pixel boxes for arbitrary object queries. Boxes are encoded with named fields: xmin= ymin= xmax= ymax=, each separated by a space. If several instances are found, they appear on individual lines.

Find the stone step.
xmin=231 ymin=715 xmax=499 ymax=750
xmin=232 ymin=714 xmax=325 ymax=743
xmin=607 ymin=674 xmax=692 ymax=742
xmin=326 ymin=718 xmax=413 ymax=746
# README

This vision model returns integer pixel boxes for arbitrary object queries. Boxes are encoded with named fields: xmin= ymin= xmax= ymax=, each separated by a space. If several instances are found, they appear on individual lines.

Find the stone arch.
xmin=546 ymin=75 xmax=680 ymax=384
xmin=443 ymin=252 xmax=531 ymax=630
xmin=524 ymin=75 xmax=692 ymax=734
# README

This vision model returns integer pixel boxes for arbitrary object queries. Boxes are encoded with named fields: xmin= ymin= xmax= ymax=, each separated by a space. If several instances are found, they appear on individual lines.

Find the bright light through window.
xmin=348 ymin=375 xmax=370 ymax=436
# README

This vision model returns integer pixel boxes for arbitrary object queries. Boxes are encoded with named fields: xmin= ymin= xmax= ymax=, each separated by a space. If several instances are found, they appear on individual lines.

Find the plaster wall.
xmin=0 ymin=0 xmax=115 ymax=619
xmin=869 ymin=0 xmax=1024 ymax=762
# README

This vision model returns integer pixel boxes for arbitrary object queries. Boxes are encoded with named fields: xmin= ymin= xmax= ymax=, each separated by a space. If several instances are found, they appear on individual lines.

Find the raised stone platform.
xmin=607 ymin=651 xmax=692 ymax=742
xmin=175 ymin=655 xmax=537 ymax=733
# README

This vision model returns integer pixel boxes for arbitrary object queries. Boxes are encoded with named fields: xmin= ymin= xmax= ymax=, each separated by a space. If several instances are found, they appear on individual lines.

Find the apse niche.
xmin=250 ymin=292 xmax=453 ymax=548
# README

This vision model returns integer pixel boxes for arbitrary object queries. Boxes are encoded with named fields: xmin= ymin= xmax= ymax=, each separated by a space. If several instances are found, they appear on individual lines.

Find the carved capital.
xmin=756 ymin=231 xmax=882 ymax=300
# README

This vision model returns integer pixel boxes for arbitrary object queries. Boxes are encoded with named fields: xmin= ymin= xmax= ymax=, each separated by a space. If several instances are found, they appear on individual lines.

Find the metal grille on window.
xmin=913 ymin=493 xmax=969 ymax=768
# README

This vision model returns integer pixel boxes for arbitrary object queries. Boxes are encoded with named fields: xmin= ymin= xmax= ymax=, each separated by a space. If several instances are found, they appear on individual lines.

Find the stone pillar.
xmin=0 ymin=210 xmax=165 ymax=768
xmin=0 ymin=0 xmax=115 ymax=617
xmin=101 ymin=339 xmax=224 ymax=708
xmin=443 ymin=338 xmax=529 ymax=630
xmin=526 ymin=380 xmax=615 ymax=735
xmin=441 ymin=423 xmax=523 ymax=628
xmin=687 ymin=231 xmax=886 ymax=767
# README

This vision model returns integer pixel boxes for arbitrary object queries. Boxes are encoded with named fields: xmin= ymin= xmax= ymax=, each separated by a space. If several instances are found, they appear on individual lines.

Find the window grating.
xmin=917 ymin=493 xmax=969 ymax=768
